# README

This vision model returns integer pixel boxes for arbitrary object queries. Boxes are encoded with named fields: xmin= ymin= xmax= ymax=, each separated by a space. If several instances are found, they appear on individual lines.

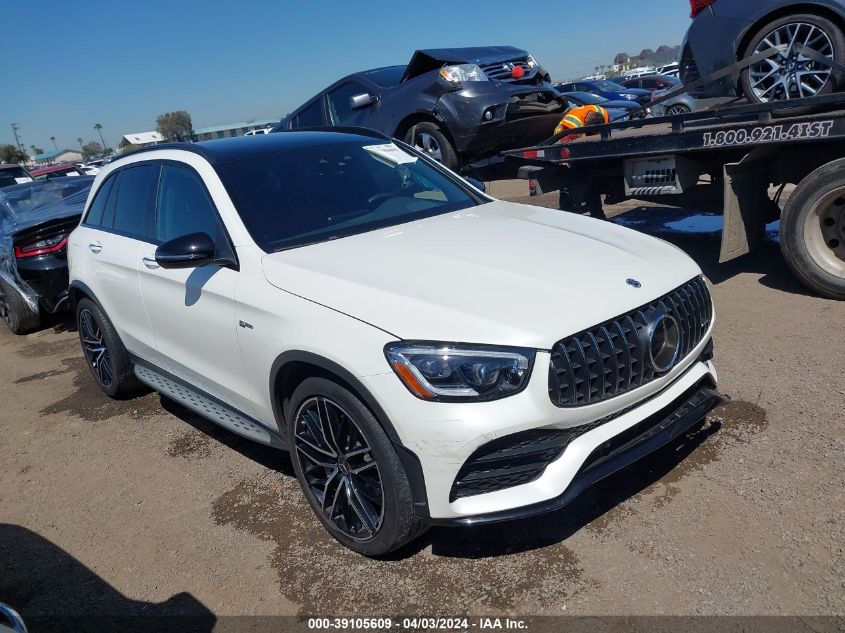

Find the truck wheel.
xmin=76 ymin=298 xmax=141 ymax=398
xmin=405 ymin=122 xmax=459 ymax=171
xmin=287 ymin=377 xmax=428 ymax=556
xmin=741 ymin=14 xmax=845 ymax=104
xmin=781 ymin=160 xmax=845 ymax=299
xmin=0 ymin=278 xmax=42 ymax=335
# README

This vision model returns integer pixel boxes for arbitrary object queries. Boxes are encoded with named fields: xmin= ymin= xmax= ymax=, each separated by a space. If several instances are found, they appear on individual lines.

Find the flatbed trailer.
xmin=502 ymin=92 xmax=845 ymax=299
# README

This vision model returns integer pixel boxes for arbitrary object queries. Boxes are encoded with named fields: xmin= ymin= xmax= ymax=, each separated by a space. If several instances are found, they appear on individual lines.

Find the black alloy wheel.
xmin=79 ymin=307 xmax=113 ymax=389
xmin=293 ymin=396 xmax=384 ymax=541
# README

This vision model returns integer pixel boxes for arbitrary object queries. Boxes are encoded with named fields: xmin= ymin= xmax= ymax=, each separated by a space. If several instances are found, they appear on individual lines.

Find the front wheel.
xmin=404 ymin=122 xmax=459 ymax=171
xmin=780 ymin=160 xmax=845 ymax=299
xmin=667 ymin=103 xmax=691 ymax=116
xmin=287 ymin=377 xmax=427 ymax=556
xmin=741 ymin=14 xmax=845 ymax=104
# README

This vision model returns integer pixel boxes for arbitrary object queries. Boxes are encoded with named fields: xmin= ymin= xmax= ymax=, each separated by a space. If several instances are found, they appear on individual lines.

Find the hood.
xmin=261 ymin=201 xmax=702 ymax=349
xmin=402 ymin=46 xmax=528 ymax=82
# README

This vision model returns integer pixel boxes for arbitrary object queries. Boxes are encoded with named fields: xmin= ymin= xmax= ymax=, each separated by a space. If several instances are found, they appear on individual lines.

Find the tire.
xmin=780 ymin=159 xmax=845 ymax=299
xmin=75 ymin=298 xmax=142 ymax=398
xmin=404 ymin=122 xmax=459 ymax=171
xmin=0 ymin=277 xmax=41 ymax=335
xmin=286 ymin=377 xmax=427 ymax=556
xmin=741 ymin=13 xmax=845 ymax=104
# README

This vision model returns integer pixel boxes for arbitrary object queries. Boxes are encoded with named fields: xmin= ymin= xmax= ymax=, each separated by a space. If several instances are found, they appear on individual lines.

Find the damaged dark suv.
xmin=274 ymin=46 xmax=568 ymax=170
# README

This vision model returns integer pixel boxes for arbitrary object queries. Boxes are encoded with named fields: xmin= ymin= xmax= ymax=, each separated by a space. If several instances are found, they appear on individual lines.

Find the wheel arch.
xmin=68 ymin=280 xmax=104 ymax=313
xmin=393 ymin=112 xmax=457 ymax=149
xmin=269 ymin=350 xmax=430 ymax=516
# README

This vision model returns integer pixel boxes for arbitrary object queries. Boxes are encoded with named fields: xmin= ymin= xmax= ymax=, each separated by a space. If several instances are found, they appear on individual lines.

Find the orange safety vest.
xmin=554 ymin=105 xmax=610 ymax=141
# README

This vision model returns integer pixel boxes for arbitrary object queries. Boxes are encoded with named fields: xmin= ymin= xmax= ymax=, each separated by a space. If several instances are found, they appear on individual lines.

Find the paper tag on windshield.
xmin=364 ymin=143 xmax=418 ymax=165
xmin=14 ymin=177 xmax=32 ymax=184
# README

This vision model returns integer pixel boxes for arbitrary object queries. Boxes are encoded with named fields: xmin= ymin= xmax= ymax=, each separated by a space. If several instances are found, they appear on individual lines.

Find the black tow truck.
xmin=500 ymin=48 xmax=845 ymax=300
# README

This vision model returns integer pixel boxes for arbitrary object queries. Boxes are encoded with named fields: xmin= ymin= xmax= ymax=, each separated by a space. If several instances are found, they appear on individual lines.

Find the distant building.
xmin=33 ymin=148 xmax=83 ymax=165
xmin=611 ymin=45 xmax=681 ymax=74
xmin=194 ymin=118 xmax=279 ymax=142
xmin=120 ymin=131 xmax=165 ymax=149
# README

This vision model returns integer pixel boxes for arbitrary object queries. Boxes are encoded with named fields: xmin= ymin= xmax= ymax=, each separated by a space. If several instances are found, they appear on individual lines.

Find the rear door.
xmin=136 ymin=162 xmax=252 ymax=414
xmin=76 ymin=164 xmax=159 ymax=358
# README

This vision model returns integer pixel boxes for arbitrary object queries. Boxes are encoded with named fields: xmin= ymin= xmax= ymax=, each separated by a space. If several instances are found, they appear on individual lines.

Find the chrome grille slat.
xmin=548 ymin=277 xmax=713 ymax=408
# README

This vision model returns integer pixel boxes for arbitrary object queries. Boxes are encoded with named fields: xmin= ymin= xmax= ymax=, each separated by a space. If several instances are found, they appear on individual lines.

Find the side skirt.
xmin=132 ymin=360 xmax=288 ymax=450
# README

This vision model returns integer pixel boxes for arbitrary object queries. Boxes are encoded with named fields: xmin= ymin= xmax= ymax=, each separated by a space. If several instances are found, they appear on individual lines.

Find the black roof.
xmin=116 ymin=128 xmax=390 ymax=165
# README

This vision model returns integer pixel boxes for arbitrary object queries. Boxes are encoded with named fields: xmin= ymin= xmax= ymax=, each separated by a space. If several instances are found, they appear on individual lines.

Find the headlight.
xmin=622 ymin=94 xmax=638 ymax=101
xmin=385 ymin=342 xmax=534 ymax=402
xmin=439 ymin=64 xmax=487 ymax=84
xmin=526 ymin=54 xmax=539 ymax=69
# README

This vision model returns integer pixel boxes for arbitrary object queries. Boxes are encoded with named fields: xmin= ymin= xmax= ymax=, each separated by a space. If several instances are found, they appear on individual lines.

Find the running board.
xmin=134 ymin=363 xmax=287 ymax=449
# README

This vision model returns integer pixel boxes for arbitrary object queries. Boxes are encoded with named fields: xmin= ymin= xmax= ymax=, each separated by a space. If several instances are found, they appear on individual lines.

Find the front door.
xmin=137 ymin=162 xmax=253 ymax=415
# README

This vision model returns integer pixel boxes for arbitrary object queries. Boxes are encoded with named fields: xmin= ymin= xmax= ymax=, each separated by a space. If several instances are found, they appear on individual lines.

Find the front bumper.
xmin=364 ymin=330 xmax=718 ymax=521
xmin=435 ymin=82 xmax=566 ymax=158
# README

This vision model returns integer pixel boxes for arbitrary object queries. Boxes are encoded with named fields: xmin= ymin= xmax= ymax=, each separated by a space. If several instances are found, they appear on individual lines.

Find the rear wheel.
xmin=287 ymin=377 xmax=427 ymax=556
xmin=404 ymin=122 xmax=459 ymax=171
xmin=0 ymin=278 xmax=41 ymax=335
xmin=780 ymin=160 xmax=845 ymax=299
xmin=741 ymin=14 xmax=845 ymax=104
xmin=76 ymin=298 xmax=141 ymax=397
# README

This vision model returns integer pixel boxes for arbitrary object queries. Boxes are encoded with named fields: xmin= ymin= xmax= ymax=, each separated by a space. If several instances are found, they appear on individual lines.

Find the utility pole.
xmin=10 ymin=123 xmax=23 ymax=153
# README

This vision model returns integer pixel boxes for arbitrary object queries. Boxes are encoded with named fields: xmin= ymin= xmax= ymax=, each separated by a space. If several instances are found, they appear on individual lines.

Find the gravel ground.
xmin=0 ymin=188 xmax=843 ymax=625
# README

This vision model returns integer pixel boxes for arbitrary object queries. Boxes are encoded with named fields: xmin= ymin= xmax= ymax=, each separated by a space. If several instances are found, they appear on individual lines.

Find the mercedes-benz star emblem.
xmin=645 ymin=311 xmax=681 ymax=373
xmin=626 ymin=278 xmax=642 ymax=288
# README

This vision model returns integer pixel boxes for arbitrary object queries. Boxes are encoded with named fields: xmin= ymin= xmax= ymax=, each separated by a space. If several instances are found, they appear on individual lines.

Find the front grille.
xmin=479 ymin=57 xmax=538 ymax=83
xmin=548 ymin=277 xmax=712 ymax=408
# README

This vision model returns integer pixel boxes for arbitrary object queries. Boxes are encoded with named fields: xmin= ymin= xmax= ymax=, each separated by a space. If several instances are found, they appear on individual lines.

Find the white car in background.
xmin=67 ymin=130 xmax=719 ymax=556
xmin=244 ymin=128 xmax=271 ymax=136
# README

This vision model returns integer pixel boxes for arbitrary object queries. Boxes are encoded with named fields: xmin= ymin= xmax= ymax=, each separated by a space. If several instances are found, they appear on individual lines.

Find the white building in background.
xmin=120 ymin=131 xmax=165 ymax=149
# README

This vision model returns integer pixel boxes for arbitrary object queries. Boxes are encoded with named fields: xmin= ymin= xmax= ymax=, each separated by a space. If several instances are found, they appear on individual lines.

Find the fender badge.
xmin=626 ymin=278 xmax=642 ymax=288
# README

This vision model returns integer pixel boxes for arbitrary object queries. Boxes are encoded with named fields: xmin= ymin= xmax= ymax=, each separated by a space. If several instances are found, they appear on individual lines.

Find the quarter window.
xmin=112 ymin=164 xmax=158 ymax=240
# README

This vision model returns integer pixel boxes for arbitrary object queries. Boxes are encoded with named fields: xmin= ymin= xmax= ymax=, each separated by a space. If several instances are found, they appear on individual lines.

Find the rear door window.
xmin=84 ymin=173 xmax=118 ymax=227
xmin=112 ymin=164 xmax=159 ymax=241
xmin=293 ymin=99 xmax=327 ymax=128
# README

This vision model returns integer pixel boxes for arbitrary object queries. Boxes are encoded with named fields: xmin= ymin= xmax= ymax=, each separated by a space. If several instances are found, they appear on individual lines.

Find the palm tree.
xmin=94 ymin=123 xmax=106 ymax=150
xmin=77 ymin=137 xmax=84 ymax=150
xmin=50 ymin=136 xmax=57 ymax=151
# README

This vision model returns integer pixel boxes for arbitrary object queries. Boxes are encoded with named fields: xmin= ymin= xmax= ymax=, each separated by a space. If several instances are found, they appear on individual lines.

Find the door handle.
xmin=142 ymin=256 xmax=160 ymax=270
xmin=88 ymin=242 xmax=102 ymax=254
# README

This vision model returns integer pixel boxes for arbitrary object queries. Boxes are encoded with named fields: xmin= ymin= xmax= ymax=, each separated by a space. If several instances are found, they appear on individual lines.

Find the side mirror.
xmin=465 ymin=177 xmax=486 ymax=193
xmin=155 ymin=232 xmax=217 ymax=269
xmin=350 ymin=93 xmax=375 ymax=110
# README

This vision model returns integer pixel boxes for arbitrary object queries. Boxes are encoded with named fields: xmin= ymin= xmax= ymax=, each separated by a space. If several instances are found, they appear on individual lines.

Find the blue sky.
xmin=2 ymin=0 xmax=690 ymax=152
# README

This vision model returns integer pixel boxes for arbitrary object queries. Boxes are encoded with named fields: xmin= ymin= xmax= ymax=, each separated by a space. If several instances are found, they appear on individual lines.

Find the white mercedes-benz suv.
xmin=67 ymin=130 xmax=719 ymax=556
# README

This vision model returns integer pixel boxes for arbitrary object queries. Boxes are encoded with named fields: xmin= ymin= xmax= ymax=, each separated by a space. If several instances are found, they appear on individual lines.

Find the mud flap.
xmin=720 ymin=150 xmax=776 ymax=263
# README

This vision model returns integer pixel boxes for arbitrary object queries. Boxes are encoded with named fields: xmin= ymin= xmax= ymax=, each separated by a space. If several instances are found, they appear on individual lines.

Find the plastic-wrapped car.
xmin=0 ymin=177 xmax=93 ymax=333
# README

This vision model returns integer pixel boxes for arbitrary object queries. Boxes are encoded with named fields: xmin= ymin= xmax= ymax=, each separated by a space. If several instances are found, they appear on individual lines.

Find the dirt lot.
xmin=1 ymin=186 xmax=843 ymax=626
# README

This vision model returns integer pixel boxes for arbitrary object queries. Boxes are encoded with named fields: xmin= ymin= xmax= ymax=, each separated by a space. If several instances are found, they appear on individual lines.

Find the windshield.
xmin=216 ymin=140 xmax=485 ymax=252
xmin=595 ymin=81 xmax=627 ymax=92
xmin=568 ymin=92 xmax=606 ymax=105
xmin=0 ymin=166 xmax=31 ymax=189
xmin=361 ymin=65 xmax=406 ymax=87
